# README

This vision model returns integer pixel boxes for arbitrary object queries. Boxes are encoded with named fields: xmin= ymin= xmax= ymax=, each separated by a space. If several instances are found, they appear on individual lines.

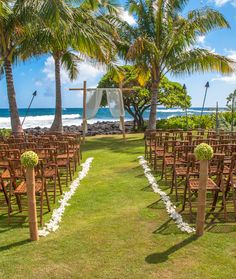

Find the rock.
xmin=24 ymin=121 xmax=134 ymax=136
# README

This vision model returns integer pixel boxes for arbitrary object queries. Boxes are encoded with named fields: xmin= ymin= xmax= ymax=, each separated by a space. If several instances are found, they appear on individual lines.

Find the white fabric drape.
xmin=106 ymin=89 xmax=125 ymax=118
xmin=86 ymin=89 xmax=103 ymax=119
xmin=106 ymin=89 xmax=125 ymax=130
xmin=83 ymin=89 xmax=103 ymax=133
xmin=83 ymin=88 xmax=125 ymax=133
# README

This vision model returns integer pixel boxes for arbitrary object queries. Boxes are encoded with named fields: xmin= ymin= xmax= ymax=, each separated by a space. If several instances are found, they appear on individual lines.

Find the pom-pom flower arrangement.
xmin=21 ymin=151 xmax=39 ymax=168
xmin=194 ymin=143 xmax=213 ymax=161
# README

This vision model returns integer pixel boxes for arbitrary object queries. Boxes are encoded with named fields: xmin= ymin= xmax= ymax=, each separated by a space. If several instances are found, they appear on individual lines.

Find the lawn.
xmin=0 ymin=134 xmax=236 ymax=279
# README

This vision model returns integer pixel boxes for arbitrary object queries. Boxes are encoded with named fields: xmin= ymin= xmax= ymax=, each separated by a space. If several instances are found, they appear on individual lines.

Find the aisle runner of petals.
xmin=39 ymin=157 xmax=94 ymax=237
xmin=138 ymin=156 xmax=195 ymax=234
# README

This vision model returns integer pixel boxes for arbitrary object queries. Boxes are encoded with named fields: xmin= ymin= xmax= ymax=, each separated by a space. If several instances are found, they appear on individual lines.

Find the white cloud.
xmin=210 ymin=0 xmax=236 ymax=7
xmin=212 ymin=50 xmax=236 ymax=83
xmin=119 ymin=8 xmax=136 ymax=25
xmin=195 ymin=35 xmax=216 ymax=54
xmin=196 ymin=35 xmax=206 ymax=44
xmin=42 ymin=56 xmax=105 ymax=90
xmin=35 ymin=80 xmax=43 ymax=87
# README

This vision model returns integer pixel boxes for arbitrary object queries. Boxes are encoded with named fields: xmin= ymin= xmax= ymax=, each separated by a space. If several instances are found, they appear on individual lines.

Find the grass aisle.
xmin=1 ymin=134 xmax=236 ymax=279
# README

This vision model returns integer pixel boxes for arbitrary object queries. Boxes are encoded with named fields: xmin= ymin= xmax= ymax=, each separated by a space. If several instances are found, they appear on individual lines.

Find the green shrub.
xmin=157 ymin=114 xmax=215 ymax=130
xmin=0 ymin=129 xmax=11 ymax=138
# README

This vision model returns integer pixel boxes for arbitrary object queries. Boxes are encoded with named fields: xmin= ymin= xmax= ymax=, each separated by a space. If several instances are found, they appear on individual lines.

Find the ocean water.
xmin=0 ymin=107 xmax=226 ymax=129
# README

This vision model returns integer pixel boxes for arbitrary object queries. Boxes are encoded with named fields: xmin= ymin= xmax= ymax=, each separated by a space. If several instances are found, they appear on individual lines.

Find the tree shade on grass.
xmin=1 ymin=134 xmax=236 ymax=278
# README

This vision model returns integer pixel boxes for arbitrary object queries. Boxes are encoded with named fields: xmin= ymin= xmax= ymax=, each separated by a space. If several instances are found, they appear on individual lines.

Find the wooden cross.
xmin=68 ymin=81 xmax=134 ymax=142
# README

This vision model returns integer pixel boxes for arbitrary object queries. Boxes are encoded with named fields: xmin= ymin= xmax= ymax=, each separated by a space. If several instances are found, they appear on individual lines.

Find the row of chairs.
xmin=0 ymin=132 xmax=82 ymax=225
xmin=145 ymin=129 xmax=236 ymax=220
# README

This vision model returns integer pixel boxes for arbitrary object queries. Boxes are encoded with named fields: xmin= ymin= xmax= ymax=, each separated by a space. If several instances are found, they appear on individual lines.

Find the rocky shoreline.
xmin=24 ymin=121 xmax=134 ymax=136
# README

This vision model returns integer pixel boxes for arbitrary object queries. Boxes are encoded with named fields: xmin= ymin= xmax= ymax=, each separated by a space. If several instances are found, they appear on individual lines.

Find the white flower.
xmin=39 ymin=157 xmax=94 ymax=237
xmin=138 ymin=156 xmax=195 ymax=234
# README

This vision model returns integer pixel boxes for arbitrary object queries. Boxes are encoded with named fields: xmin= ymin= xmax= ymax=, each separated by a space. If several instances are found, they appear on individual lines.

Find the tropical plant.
xmin=22 ymin=0 xmax=120 ymax=133
xmin=0 ymin=1 xmax=35 ymax=135
xmin=124 ymin=0 xmax=235 ymax=129
xmin=98 ymin=65 xmax=191 ymax=130
xmin=157 ymin=114 xmax=215 ymax=130
xmin=226 ymin=89 xmax=236 ymax=109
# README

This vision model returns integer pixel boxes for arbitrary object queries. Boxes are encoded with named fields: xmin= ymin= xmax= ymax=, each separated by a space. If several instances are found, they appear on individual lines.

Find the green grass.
xmin=1 ymin=134 xmax=236 ymax=279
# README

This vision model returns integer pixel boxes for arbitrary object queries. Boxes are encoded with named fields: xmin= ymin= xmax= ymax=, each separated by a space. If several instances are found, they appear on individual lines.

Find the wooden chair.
xmin=0 ymin=163 xmax=11 ymax=213
xmin=222 ymin=154 xmax=236 ymax=219
xmin=171 ymin=146 xmax=196 ymax=201
xmin=35 ymin=148 xmax=62 ymax=203
xmin=54 ymin=141 xmax=72 ymax=187
xmin=183 ymin=154 xmax=224 ymax=220
xmin=10 ymin=160 xmax=50 ymax=226
xmin=161 ymin=140 xmax=177 ymax=180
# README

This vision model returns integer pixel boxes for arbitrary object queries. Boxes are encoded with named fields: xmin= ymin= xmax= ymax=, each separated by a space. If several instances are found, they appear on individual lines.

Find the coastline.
xmin=24 ymin=121 xmax=134 ymax=136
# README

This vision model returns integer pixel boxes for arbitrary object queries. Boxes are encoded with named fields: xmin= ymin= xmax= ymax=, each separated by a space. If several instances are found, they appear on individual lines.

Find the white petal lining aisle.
xmin=39 ymin=157 xmax=94 ymax=237
xmin=138 ymin=156 xmax=195 ymax=234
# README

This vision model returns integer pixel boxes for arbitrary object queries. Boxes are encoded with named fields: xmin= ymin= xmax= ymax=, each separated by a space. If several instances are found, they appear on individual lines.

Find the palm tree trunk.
xmin=50 ymin=55 xmax=63 ymax=133
xmin=4 ymin=58 xmax=23 ymax=135
xmin=148 ymin=79 xmax=159 ymax=130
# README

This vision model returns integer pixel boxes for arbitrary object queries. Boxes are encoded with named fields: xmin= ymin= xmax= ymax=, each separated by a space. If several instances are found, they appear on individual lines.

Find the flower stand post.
xmin=21 ymin=151 xmax=39 ymax=241
xmin=194 ymin=143 xmax=213 ymax=237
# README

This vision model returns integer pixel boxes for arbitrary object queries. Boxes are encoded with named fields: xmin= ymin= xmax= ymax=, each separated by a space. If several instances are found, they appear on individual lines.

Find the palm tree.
xmin=23 ymin=0 xmax=120 ymax=133
xmin=0 ymin=1 xmax=33 ymax=135
xmin=126 ymin=0 xmax=235 ymax=129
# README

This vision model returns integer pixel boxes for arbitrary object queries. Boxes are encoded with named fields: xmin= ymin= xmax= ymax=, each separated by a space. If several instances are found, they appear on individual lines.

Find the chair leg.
xmin=182 ymin=181 xmax=188 ymax=211
xmin=161 ymin=160 xmax=165 ymax=179
xmin=13 ymin=180 xmax=22 ymax=212
xmin=170 ymin=171 xmax=175 ymax=194
xmin=154 ymin=154 xmax=157 ymax=171
xmin=44 ymin=186 xmax=51 ymax=212
xmin=164 ymin=164 xmax=167 ymax=182
xmin=2 ymin=184 xmax=11 ymax=211
xmin=74 ymin=156 xmax=77 ymax=171
xmin=69 ymin=163 xmax=72 ymax=181
xmin=174 ymin=173 xmax=178 ymax=202
xmin=66 ymin=166 xmax=69 ymax=187
xmin=57 ymin=171 xmax=62 ymax=195
xmin=231 ymin=184 xmax=236 ymax=219
xmin=222 ymin=189 xmax=227 ymax=220
xmin=212 ymin=191 xmax=219 ymax=211
xmin=188 ymin=188 xmax=193 ymax=222
xmin=53 ymin=177 xmax=56 ymax=203
xmin=40 ymin=192 xmax=43 ymax=227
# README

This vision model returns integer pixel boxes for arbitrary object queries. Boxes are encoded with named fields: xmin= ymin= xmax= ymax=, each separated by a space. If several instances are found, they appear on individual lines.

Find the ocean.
xmin=0 ymin=107 xmax=226 ymax=129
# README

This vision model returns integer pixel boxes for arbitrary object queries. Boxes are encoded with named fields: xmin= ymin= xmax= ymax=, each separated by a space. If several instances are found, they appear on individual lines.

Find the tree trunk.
xmin=148 ymin=72 xmax=160 ymax=130
xmin=50 ymin=55 xmax=63 ymax=133
xmin=4 ymin=58 xmax=23 ymax=135
xmin=137 ymin=114 xmax=144 ymax=131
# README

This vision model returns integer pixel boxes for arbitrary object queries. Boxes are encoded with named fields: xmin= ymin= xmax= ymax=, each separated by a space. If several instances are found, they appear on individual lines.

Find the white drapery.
xmin=83 ymin=88 xmax=125 ymax=133
xmin=83 ymin=89 xmax=103 ymax=133
xmin=106 ymin=89 xmax=125 ymax=130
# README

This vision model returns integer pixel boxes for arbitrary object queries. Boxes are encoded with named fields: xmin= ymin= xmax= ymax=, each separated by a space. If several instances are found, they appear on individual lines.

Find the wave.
xmin=155 ymin=108 xmax=225 ymax=113
xmin=0 ymin=108 xmax=224 ymax=129
xmin=0 ymin=114 xmax=80 ymax=129
xmin=0 ymin=114 xmax=121 ymax=129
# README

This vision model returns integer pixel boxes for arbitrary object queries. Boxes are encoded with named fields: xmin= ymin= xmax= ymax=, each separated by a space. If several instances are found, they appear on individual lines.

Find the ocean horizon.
xmin=0 ymin=107 xmax=227 ymax=129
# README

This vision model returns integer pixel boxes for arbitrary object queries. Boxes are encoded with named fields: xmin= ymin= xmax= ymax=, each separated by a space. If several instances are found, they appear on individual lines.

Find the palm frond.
xmin=170 ymin=48 xmax=235 ymax=75
xmin=61 ymin=51 xmax=80 ymax=80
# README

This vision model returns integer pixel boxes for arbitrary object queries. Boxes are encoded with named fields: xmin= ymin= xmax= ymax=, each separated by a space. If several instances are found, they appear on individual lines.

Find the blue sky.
xmin=0 ymin=0 xmax=236 ymax=109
